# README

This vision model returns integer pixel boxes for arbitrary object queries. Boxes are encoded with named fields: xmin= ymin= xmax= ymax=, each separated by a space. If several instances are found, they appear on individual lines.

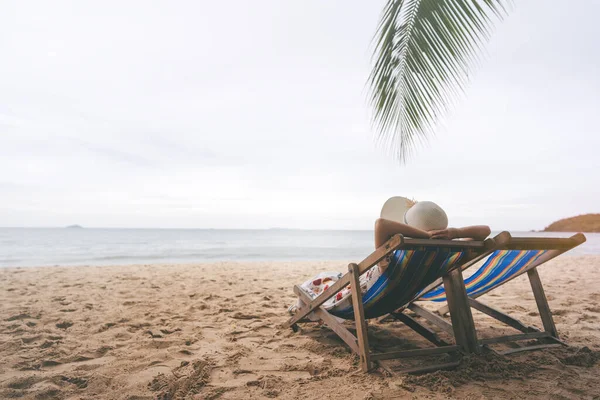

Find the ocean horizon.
xmin=1 ymin=227 xmax=598 ymax=267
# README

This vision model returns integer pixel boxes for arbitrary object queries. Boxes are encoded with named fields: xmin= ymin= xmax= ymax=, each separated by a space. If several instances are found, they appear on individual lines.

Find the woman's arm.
xmin=374 ymin=218 xmax=431 ymax=248
xmin=429 ymin=225 xmax=491 ymax=241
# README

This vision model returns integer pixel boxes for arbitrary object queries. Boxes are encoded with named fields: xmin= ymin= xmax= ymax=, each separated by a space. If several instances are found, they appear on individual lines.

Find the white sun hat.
xmin=380 ymin=197 xmax=448 ymax=231
xmin=380 ymin=196 xmax=414 ymax=224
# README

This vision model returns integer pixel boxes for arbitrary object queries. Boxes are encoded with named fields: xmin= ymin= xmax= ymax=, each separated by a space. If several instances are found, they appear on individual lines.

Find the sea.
xmin=1 ymin=228 xmax=599 ymax=267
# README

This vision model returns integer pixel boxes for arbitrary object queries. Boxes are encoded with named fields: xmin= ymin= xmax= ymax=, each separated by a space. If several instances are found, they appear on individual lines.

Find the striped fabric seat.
xmin=330 ymin=248 xmax=464 ymax=319
xmin=419 ymin=249 xmax=547 ymax=302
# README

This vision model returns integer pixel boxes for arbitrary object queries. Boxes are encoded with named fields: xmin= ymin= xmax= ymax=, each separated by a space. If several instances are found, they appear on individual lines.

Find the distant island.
xmin=543 ymin=214 xmax=600 ymax=232
xmin=65 ymin=225 xmax=84 ymax=229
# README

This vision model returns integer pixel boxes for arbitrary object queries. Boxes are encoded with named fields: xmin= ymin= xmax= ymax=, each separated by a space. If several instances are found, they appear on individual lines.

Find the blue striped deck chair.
xmin=285 ymin=233 xmax=507 ymax=374
xmin=330 ymin=247 xmax=464 ymax=320
xmin=399 ymin=233 xmax=586 ymax=356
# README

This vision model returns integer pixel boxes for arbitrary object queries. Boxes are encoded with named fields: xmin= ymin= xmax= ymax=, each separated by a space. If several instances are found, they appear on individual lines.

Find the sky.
xmin=1 ymin=0 xmax=599 ymax=231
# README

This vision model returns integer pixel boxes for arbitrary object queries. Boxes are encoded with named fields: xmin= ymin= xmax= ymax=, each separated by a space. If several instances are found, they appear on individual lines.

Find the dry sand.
xmin=1 ymin=256 xmax=599 ymax=399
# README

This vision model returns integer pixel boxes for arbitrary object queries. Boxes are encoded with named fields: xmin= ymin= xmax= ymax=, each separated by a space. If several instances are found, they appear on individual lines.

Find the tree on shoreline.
xmin=369 ymin=0 xmax=510 ymax=162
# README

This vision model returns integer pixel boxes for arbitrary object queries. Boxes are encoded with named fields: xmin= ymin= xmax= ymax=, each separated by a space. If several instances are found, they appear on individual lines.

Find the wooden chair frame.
xmin=400 ymin=233 xmax=586 ymax=355
xmin=284 ymin=232 xmax=512 ymax=374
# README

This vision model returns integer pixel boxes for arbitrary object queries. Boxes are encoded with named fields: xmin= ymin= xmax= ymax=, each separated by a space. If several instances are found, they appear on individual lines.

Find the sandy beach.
xmin=1 ymin=256 xmax=600 ymax=399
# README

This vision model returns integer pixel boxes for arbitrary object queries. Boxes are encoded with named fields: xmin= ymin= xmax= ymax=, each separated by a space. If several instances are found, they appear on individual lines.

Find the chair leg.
xmin=527 ymin=268 xmax=559 ymax=338
xmin=349 ymin=263 xmax=371 ymax=372
xmin=443 ymin=268 xmax=480 ymax=354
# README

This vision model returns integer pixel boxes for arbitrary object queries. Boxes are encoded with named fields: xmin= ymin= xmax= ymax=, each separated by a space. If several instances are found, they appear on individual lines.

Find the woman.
xmin=290 ymin=197 xmax=491 ymax=316
xmin=374 ymin=197 xmax=490 ymax=272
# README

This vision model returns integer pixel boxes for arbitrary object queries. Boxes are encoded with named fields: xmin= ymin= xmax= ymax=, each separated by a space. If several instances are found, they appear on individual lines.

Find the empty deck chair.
xmin=392 ymin=233 xmax=586 ymax=355
xmin=284 ymin=233 xmax=509 ymax=374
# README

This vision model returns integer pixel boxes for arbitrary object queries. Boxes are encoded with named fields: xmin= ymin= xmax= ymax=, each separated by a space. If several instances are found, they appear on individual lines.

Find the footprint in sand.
xmin=159 ymin=328 xmax=182 ymax=335
xmin=146 ymin=330 xmax=164 ymax=338
xmin=5 ymin=375 xmax=41 ymax=390
xmin=127 ymin=322 xmax=151 ymax=333
xmin=99 ymin=322 xmax=125 ymax=333
xmin=148 ymin=358 xmax=213 ymax=398
xmin=62 ymin=345 xmax=113 ymax=364
xmin=552 ymin=309 xmax=569 ymax=316
xmin=6 ymin=313 xmax=39 ymax=321
xmin=230 ymin=312 xmax=260 ymax=320
xmin=21 ymin=335 xmax=42 ymax=344
xmin=233 ymin=368 xmax=254 ymax=375
xmin=577 ymin=313 xmax=598 ymax=322
xmin=5 ymin=325 xmax=26 ymax=335
xmin=41 ymin=360 xmax=63 ymax=368
xmin=114 ymin=332 xmax=133 ymax=341
xmin=55 ymin=375 xmax=88 ymax=389
xmin=56 ymin=321 xmax=73 ymax=329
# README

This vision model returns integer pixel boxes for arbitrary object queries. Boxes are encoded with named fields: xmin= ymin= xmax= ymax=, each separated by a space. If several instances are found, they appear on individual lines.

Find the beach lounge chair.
xmin=400 ymin=232 xmax=586 ymax=355
xmin=284 ymin=232 xmax=510 ymax=374
xmin=284 ymin=232 xmax=586 ymax=375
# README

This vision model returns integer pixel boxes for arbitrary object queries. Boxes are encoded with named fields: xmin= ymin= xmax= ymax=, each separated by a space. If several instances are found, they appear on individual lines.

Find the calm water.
xmin=1 ymin=228 xmax=598 ymax=267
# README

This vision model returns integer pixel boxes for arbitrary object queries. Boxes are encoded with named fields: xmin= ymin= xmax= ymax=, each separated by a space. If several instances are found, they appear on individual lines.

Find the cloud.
xmin=0 ymin=0 xmax=598 ymax=230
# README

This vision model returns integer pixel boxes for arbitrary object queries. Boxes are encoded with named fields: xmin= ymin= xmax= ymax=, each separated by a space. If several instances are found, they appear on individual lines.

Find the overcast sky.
xmin=1 ymin=0 xmax=598 ymax=230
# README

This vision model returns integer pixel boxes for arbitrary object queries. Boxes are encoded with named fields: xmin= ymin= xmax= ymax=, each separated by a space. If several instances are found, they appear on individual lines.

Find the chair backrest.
xmin=419 ymin=249 xmax=547 ymax=302
xmin=330 ymin=248 xmax=465 ymax=319
xmin=417 ymin=233 xmax=586 ymax=302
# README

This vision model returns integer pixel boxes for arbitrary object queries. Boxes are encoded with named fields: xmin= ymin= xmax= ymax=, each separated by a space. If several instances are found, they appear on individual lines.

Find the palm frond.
xmin=369 ymin=0 xmax=510 ymax=162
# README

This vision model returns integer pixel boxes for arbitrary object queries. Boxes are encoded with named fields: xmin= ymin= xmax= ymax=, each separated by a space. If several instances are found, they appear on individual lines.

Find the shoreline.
xmin=1 ymin=257 xmax=600 ymax=399
xmin=0 ymin=259 xmax=356 ymax=270
xmin=0 ymin=252 xmax=596 ymax=270
xmin=3 ymin=229 xmax=598 ymax=270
